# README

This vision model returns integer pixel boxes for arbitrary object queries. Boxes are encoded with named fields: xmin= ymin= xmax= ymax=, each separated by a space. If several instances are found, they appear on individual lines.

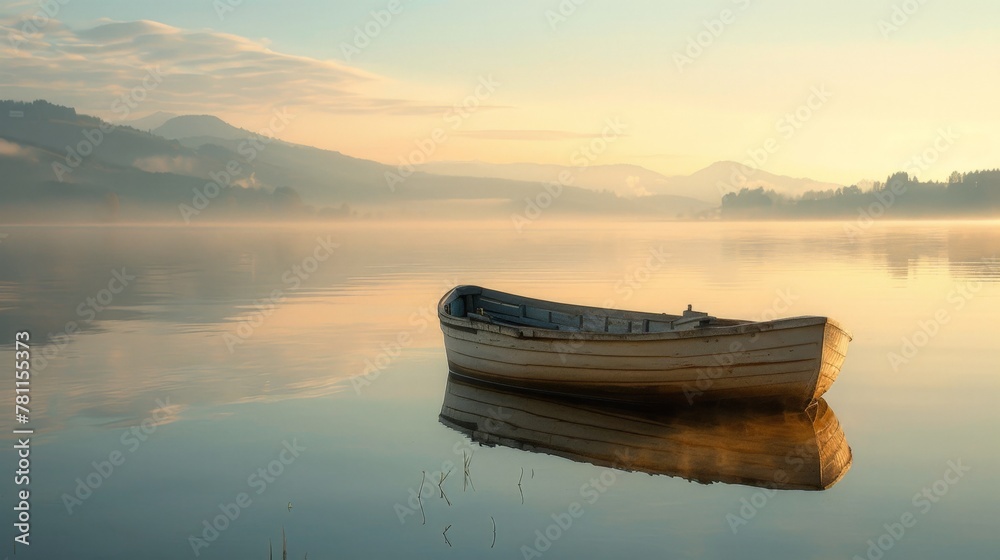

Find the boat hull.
xmin=439 ymin=286 xmax=850 ymax=408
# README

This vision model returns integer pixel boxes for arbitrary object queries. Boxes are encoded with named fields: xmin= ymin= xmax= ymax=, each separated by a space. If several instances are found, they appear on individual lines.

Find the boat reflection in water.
xmin=439 ymin=374 xmax=852 ymax=491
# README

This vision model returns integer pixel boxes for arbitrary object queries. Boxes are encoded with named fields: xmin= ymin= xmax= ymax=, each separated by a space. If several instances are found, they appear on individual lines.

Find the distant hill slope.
xmin=675 ymin=161 xmax=845 ymax=202
xmin=122 ymin=111 xmax=178 ymax=131
xmin=416 ymin=161 xmax=676 ymax=199
xmin=0 ymin=100 xmax=712 ymax=221
xmin=0 ymin=135 xmax=290 ymax=222
xmin=152 ymin=115 xmax=251 ymax=140
xmin=418 ymin=160 xmax=845 ymax=203
xmin=173 ymin=135 xmax=711 ymax=213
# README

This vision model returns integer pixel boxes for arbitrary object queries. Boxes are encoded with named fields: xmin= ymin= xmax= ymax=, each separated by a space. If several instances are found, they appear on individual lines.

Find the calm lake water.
xmin=1 ymin=220 xmax=998 ymax=559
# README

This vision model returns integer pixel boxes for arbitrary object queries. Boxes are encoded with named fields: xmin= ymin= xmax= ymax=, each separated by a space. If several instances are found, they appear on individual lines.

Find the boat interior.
xmin=443 ymin=287 xmax=741 ymax=334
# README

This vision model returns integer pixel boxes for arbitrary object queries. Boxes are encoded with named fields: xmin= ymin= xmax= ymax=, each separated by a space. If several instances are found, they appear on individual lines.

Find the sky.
xmin=1 ymin=0 xmax=998 ymax=185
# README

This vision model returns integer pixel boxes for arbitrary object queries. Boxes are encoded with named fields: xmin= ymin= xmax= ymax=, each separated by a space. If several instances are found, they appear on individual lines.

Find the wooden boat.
xmin=439 ymin=374 xmax=852 ymax=490
xmin=438 ymin=285 xmax=851 ymax=408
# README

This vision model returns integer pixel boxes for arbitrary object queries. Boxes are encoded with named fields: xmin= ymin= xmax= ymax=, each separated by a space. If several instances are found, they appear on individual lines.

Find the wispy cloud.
xmin=0 ymin=17 xmax=457 ymax=118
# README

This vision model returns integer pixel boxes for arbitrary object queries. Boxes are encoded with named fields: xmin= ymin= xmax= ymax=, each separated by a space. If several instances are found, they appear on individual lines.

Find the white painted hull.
xmin=438 ymin=286 xmax=851 ymax=408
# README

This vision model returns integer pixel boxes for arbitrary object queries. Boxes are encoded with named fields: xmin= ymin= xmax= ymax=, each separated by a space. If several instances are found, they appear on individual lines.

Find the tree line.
xmin=721 ymin=170 xmax=1000 ymax=218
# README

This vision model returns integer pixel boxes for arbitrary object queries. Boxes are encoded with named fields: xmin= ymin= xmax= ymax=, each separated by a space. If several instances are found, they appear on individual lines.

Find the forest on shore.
xmin=721 ymin=171 xmax=1000 ymax=219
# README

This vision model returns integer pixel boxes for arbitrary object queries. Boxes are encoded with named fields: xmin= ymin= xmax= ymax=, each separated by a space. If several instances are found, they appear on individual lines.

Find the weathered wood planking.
xmin=438 ymin=285 xmax=852 ymax=408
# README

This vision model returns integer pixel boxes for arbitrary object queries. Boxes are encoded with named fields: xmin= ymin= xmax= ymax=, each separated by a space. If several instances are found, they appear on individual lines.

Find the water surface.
xmin=0 ymin=220 xmax=997 ymax=559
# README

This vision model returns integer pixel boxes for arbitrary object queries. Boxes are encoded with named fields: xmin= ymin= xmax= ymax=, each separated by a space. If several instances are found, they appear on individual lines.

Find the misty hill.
xmin=418 ymin=160 xmax=845 ymax=203
xmin=0 ymin=142 xmax=303 ymax=222
xmin=153 ymin=115 xmax=251 ymax=140
xmin=416 ymin=161 xmax=678 ymax=199
xmin=122 ymin=111 xmax=179 ymax=131
xmin=169 ymin=133 xmax=708 ymax=214
xmin=0 ymin=100 xmax=712 ymax=222
xmin=0 ymin=100 xmax=387 ymax=220
xmin=679 ymin=161 xmax=845 ymax=202
xmin=1 ymin=101 xmax=200 ymax=172
xmin=145 ymin=113 xmax=710 ymax=214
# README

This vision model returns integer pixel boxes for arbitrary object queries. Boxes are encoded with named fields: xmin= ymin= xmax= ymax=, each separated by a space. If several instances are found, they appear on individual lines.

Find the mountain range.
xmin=416 ymin=161 xmax=844 ymax=202
xmin=0 ymin=100 xmax=846 ymax=223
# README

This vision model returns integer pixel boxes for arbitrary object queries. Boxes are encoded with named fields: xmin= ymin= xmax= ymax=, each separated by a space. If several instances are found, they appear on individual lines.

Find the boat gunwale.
xmin=438 ymin=285 xmax=850 ymax=342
